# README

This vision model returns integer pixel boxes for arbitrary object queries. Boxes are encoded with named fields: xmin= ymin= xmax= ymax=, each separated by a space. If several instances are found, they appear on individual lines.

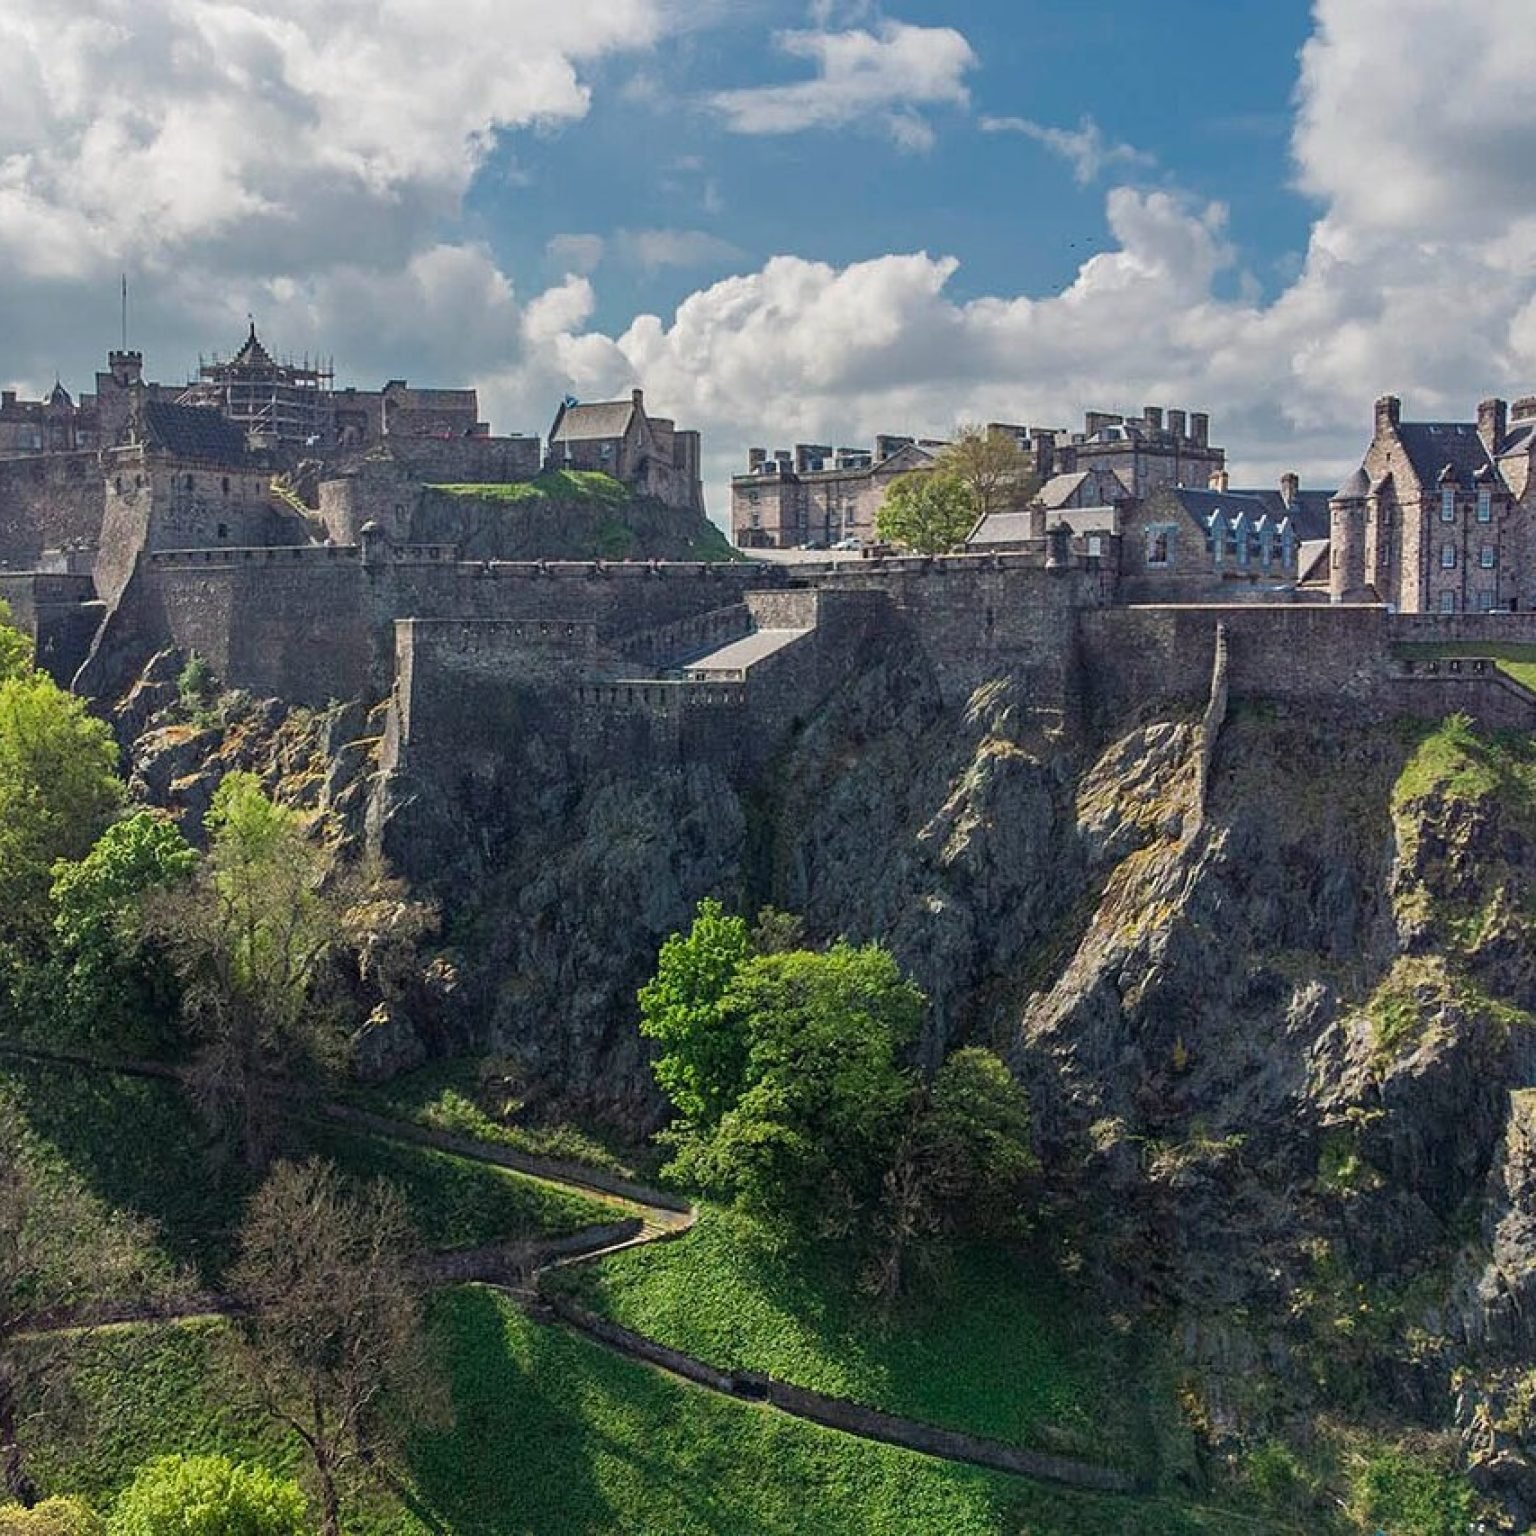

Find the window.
xmin=216 ymin=522 xmax=229 ymax=540
xmin=1441 ymin=489 xmax=1456 ymax=521
xmin=1480 ymin=545 xmax=1497 ymax=569
xmin=1439 ymin=590 xmax=1457 ymax=614
xmin=1147 ymin=525 xmax=1174 ymax=567
xmin=222 ymin=477 xmax=230 ymax=495
xmin=1087 ymin=535 xmax=1103 ymax=558
xmin=1441 ymin=544 xmax=1457 ymax=569
xmin=1477 ymin=590 xmax=1496 ymax=612
xmin=1477 ymin=489 xmax=1493 ymax=522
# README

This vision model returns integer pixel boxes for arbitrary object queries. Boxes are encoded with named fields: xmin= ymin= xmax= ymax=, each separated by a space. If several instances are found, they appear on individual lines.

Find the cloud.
xmin=547 ymin=233 xmax=607 ymax=276
xmin=0 ymin=0 xmax=666 ymax=280
xmin=615 ymin=229 xmax=744 ymax=270
xmin=707 ymin=20 xmax=976 ymax=150
xmin=980 ymin=114 xmax=1154 ymax=185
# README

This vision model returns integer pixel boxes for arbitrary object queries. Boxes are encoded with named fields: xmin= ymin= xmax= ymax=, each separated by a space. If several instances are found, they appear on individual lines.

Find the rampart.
xmin=0 ymin=571 xmax=102 ymax=684
xmin=0 ymin=452 xmax=105 ymax=567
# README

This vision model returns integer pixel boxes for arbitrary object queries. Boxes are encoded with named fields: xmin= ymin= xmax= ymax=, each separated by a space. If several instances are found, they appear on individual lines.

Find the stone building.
xmin=546 ymin=389 xmax=704 ymax=514
xmin=1328 ymin=395 xmax=1536 ymax=612
xmin=731 ymin=437 xmax=943 ymax=549
xmin=1047 ymin=405 xmax=1225 ymax=498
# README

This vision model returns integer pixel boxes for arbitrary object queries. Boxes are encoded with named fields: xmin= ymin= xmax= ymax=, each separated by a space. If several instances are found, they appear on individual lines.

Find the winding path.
xmin=1 ymin=1042 xmax=1138 ymax=1497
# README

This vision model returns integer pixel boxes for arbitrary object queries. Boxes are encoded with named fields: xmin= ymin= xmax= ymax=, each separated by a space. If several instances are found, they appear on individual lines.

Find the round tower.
xmin=1329 ymin=466 xmax=1370 ymax=603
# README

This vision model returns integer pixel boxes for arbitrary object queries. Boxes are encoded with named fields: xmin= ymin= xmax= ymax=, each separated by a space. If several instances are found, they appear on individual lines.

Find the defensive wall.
xmin=0 ymin=571 xmax=102 ymax=685
xmin=1079 ymin=606 xmax=1536 ymax=729
xmin=0 ymin=452 xmax=105 ymax=568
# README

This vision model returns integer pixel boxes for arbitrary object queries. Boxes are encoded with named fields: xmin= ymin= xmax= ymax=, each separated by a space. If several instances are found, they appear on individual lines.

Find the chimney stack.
xmin=1167 ymin=408 xmax=1187 ymax=440
xmin=1280 ymin=472 xmax=1299 ymax=509
xmin=1209 ymin=469 xmax=1230 ymax=493
xmin=1477 ymin=398 xmax=1508 ymax=455
xmin=631 ymin=387 xmax=645 ymax=411
xmin=1189 ymin=412 xmax=1210 ymax=448
xmin=1375 ymin=395 xmax=1401 ymax=435
xmin=1143 ymin=406 xmax=1164 ymax=432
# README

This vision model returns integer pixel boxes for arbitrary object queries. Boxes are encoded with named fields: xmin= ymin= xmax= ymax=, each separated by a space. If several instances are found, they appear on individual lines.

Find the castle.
xmin=4 ymin=327 xmax=1536 ymax=868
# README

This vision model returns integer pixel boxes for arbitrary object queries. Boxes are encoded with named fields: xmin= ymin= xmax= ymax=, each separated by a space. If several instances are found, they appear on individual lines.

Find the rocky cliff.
xmin=117 ymin=638 xmax=1536 ymax=1522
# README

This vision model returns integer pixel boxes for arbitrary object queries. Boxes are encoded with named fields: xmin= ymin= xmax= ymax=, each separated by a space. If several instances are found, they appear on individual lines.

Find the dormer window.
xmin=1477 ymin=489 xmax=1493 ymax=522
xmin=1440 ymin=489 xmax=1456 ymax=521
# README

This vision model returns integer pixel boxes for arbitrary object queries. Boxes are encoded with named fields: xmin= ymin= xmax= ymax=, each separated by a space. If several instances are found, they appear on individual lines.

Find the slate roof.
xmin=141 ymin=401 xmax=250 ymax=465
xmin=550 ymin=400 xmax=637 ymax=443
xmin=1335 ymin=466 xmax=1371 ymax=501
xmin=1500 ymin=419 xmax=1536 ymax=458
xmin=1394 ymin=421 xmax=1497 ymax=489
xmin=1038 ymin=471 xmax=1089 ymax=508
xmin=1248 ymin=488 xmax=1333 ymax=541
xmin=229 ymin=323 xmax=275 ymax=371
xmin=1297 ymin=539 xmax=1331 ymax=584
xmin=966 ymin=512 xmax=1036 ymax=546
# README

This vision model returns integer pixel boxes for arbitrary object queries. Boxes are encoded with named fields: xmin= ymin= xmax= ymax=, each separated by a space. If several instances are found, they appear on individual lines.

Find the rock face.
xmin=114 ymin=641 xmax=1536 ymax=1519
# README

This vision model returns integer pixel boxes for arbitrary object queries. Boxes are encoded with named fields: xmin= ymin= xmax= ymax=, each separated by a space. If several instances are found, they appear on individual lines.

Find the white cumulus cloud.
xmin=708 ymin=20 xmax=977 ymax=150
xmin=980 ymin=114 xmax=1155 ymax=186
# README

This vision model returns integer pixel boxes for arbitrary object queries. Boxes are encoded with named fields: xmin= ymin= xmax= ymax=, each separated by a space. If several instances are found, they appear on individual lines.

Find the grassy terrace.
xmin=0 ymin=1059 xmax=611 ymax=1283
xmin=548 ymin=1206 xmax=1171 ymax=1479
xmin=427 ymin=470 xmax=630 ymax=504
xmin=1394 ymin=640 xmax=1536 ymax=692
xmin=26 ymin=1290 xmax=1276 ymax=1536
xmin=349 ymin=1056 xmax=644 ymax=1178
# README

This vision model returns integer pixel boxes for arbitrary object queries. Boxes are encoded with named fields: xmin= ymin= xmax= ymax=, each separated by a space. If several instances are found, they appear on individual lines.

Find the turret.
xmin=1329 ymin=466 xmax=1370 ymax=603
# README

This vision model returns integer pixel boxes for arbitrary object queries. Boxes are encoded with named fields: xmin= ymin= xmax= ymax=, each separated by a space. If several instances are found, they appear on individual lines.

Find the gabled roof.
xmin=141 ymin=401 xmax=250 ymax=465
xmin=1038 ymin=471 xmax=1089 ymax=508
xmin=1394 ymin=421 xmax=1500 ymax=490
xmin=966 ymin=512 xmax=1037 ymax=547
xmin=1297 ymin=539 xmax=1330 ymax=584
xmin=46 ymin=381 xmax=72 ymax=408
xmin=550 ymin=400 xmax=637 ymax=443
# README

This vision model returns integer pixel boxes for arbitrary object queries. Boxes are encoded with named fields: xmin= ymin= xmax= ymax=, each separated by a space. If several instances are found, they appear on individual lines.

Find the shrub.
xmin=0 ymin=1498 xmax=105 ymax=1536
xmin=109 ymin=1456 xmax=308 ymax=1536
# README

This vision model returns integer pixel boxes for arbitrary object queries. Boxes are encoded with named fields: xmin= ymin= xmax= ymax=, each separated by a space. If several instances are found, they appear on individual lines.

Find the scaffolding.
xmin=178 ymin=324 xmax=336 ymax=448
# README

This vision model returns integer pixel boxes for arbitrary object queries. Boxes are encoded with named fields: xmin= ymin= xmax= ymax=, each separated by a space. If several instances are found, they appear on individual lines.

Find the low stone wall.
xmin=540 ymin=1292 xmax=1139 ymax=1494
xmin=422 ymin=1221 xmax=641 ymax=1285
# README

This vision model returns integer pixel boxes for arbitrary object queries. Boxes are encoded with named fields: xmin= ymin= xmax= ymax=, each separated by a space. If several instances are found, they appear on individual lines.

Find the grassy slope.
xmin=0 ymin=1059 xmax=610 ymax=1283
xmin=551 ymin=1207 xmax=1165 ymax=1477
xmin=427 ymin=470 xmax=631 ymax=504
xmin=350 ymin=1057 xmax=640 ymax=1177
xmin=27 ymin=1291 xmax=1269 ymax=1536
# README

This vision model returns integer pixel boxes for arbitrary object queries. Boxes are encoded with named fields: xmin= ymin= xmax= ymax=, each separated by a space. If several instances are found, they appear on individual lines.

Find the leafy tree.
xmin=0 ymin=606 xmax=32 ymax=688
xmin=874 ymin=472 xmax=976 ymax=555
xmin=936 ymin=424 xmax=1039 ymax=519
xmin=0 ymin=671 xmax=122 ymax=1001
xmin=229 ymin=1159 xmax=446 ymax=1536
xmin=869 ymin=1048 xmax=1034 ymax=1303
xmin=45 ymin=815 xmax=197 ymax=1050
xmin=152 ymin=774 xmax=348 ymax=1166
xmin=638 ymin=899 xmax=751 ymax=1133
xmin=0 ymin=1092 xmax=169 ymax=1506
xmin=0 ymin=1497 xmax=104 ymax=1536
xmin=109 ymin=1455 xmax=306 ymax=1536
xmin=667 ymin=944 xmax=924 ymax=1226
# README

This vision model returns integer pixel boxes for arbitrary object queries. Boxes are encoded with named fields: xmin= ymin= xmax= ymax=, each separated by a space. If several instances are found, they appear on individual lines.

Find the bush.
xmin=1352 ymin=1447 xmax=1475 ymax=1536
xmin=109 ymin=1456 xmax=307 ymax=1536
xmin=0 ymin=1498 xmax=105 ymax=1536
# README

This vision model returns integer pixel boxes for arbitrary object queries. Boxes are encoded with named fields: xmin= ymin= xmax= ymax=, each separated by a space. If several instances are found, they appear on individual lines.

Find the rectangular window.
xmin=1441 ymin=544 xmax=1457 ymax=569
xmin=1480 ymin=545 xmax=1497 ymax=569
xmin=1477 ymin=590 xmax=1496 ymax=613
xmin=1439 ymin=590 xmax=1457 ymax=614
xmin=1477 ymin=489 xmax=1493 ymax=522
xmin=1146 ymin=525 xmax=1175 ymax=567
xmin=1087 ymin=535 xmax=1103 ymax=557
xmin=1441 ymin=489 xmax=1456 ymax=521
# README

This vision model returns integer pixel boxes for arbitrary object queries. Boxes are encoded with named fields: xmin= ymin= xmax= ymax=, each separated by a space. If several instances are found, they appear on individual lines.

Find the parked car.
xmin=831 ymin=536 xmax=863 ymax=551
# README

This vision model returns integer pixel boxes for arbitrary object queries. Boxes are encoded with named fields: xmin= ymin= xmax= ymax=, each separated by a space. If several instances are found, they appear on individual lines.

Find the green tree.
xmin=874 ymin=471 xmax=977 ymax=554
xmin=667 ymin=944 xmax=924 ymax=1227
xmin=0 ymin=672 xmax=122 ymax=997
xmin=936 ymin=424 xmax=1039 ymax=519
xmin=153 ymin=774 xmax=348 ymax=1165
xmin=0 ymin=605 xmax=32 ymax=687
xmin=869 ymin=1048 xmax=1034 ymax=1303
xmin=45 ymin=814 xmax=198 ymax=1050
xmin=230 ymin=1160 xmax=446 ymax=1536
xmin=109 ymin=1455 xmax=307 ymax=1536
xmin=0 ymin=1497 xmax=104 ymax=1536
xmin=637 ymin=899 xmax=751 ymax=1132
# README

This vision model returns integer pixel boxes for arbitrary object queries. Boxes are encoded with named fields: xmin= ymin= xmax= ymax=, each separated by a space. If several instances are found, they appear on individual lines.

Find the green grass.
xmin=350 ymin=1057 xmax=640 ymax=1177
xmin=427 ymin=471 xmax=630 ymax=505
xmin=1394 ymin=640 xmax=1536 ymax=693
xmin=549 ymin=1207 xmax=1165 ymax=1477
xmin=0 ymin=1060 xmax=612 ymax=1282
xmin=23 ymin=1292 xmax=1286 ymax=1536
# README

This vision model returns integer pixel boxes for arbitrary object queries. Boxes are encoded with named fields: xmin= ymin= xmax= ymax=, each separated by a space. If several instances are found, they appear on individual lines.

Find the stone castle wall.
xmin=0 ymin=452 xmax=106 ymax=568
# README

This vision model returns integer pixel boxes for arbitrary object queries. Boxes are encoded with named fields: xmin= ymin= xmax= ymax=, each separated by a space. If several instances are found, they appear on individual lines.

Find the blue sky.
xmin=472 ymin=0 xmax=1316 ymax=332
xmin=4 ymin=0 xmax=1536 ymax=511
